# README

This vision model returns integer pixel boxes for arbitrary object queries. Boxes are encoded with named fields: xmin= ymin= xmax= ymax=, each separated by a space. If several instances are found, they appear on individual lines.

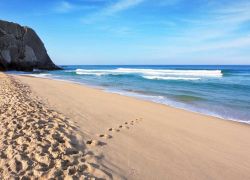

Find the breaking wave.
xmin=75 ymin=68 xmax=222 ymax=80
xmin=142 ymin=76 xmax=201 ymax=80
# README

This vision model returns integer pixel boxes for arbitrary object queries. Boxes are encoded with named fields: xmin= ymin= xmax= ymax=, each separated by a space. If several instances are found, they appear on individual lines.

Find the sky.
xmin=0 ymin=0 xmax=250 ymax=65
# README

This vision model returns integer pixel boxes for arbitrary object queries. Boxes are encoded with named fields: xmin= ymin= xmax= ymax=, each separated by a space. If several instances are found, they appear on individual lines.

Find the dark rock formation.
xmin=0 ymin=20 xmax=60 ymax=71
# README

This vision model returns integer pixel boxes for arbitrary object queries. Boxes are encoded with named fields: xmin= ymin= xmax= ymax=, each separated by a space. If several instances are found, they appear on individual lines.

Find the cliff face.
xmin=0 ymin=20 xmax=60 ymax=71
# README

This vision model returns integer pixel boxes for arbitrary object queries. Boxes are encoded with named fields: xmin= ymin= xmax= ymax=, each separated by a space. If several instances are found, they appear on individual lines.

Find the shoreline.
xmin=19 ymin=74 xmax=249 ymax=125
xmin=2 ymin=73 xmax=250 ymax=179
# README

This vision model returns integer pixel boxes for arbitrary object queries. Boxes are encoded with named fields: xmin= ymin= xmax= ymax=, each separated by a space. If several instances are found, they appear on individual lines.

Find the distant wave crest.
xmin=142 ymin=76 xmax=201 ymax=80
xmin=75 ymin=68 xmax=222 ymax=80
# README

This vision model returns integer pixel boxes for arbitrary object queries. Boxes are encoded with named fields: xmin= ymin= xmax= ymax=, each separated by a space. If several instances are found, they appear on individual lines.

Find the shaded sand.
xmin=0 ymin=73 xmax=109 ymax=179
xmin=4 ymin=74 xmax=250 ymax=180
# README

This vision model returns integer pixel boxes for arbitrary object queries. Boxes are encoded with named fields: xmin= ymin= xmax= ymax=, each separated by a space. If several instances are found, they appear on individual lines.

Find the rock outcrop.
xmin=0 ymin=20 xmax=60 ymax=71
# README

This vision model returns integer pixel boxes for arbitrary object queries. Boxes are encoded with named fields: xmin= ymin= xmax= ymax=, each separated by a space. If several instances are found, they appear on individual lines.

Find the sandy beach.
xmin=0 ymin=73 xmax=109 ymax=179
xmin=1 ymin=73 xmax=250 ymax=179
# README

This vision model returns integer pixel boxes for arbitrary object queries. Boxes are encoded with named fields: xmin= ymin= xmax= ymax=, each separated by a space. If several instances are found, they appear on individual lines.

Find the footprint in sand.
xmin=86 ymin=140 xmax=97 ymax=146
xmin=86 ymin=140 xmax=106 ymax=147
xmin=96 ymin=118 xmax=143 ymax=146
xmin=136 ymin=118 xmax=143 ymax=122
xmin=124 ymin=122 xmax=130 ymax=129
xmin=107 ymin=118 xmax=143 ymax=134
xmin=98 ymin=134 xmax=112 ymax=139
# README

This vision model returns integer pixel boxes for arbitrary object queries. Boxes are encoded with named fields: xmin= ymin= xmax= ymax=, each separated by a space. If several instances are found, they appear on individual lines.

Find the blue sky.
xmin=1 ymin=0 xmax=250 ymax=65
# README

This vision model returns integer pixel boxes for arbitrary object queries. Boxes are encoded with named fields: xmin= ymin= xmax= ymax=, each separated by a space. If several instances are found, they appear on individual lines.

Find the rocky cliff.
xmin=0 ymin=20 xmax=60 ymax=71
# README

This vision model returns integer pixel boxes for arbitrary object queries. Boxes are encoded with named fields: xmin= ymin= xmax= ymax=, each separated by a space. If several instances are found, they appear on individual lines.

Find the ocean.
xmin=9 ymin=65 xmax=250 ymax=124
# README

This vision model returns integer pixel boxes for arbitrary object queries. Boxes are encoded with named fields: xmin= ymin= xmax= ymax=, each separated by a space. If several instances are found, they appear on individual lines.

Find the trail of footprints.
xmin=0 ymin=74 xmax=110 ymax=179
xmin=86 ymin=118 xmax=143 ymax=146
xmin=0 ymin=73 xmax=143 ymax=179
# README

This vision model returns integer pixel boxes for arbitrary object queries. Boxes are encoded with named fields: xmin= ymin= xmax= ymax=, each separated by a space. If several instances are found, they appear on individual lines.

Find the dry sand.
xmin=1 ymin=73 xmax=250 ymax=179
xmin=0 ymin=73 xmax=109 ymax=179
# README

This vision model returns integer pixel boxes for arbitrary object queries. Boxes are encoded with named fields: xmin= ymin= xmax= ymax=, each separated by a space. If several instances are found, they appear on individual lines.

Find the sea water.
xmin=11 ymin=65 xmax=250 ymax=123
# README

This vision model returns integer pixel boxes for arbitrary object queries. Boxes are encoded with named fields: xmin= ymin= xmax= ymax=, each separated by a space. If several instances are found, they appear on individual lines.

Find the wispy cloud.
xmin=184 ymin=3 xmax=249 ymax=42
xmin=54 ymin=1 xmax=97 ymax=13
xmin=54 ymin=1 xmax=75 ymax=13
xmin=211 ymin=2 xmax=250 ymax=27
xmin=137 ymin=1 xmax=250 ymax=62
xmin=50 ymin=0 xmax=250 ymax=63
xmin=104 ymin=0 xmax=145 ymax=15
xmin=81 ymin=0 xmax=145 ymax=23
xmin=98 ymin=25 xmax=134 ymax=36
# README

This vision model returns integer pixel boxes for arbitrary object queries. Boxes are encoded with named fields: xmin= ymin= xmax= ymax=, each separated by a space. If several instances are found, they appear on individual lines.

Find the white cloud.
xmin=81 ymin=0 xmax=145 ymax=23
xmin=167 ymin=2 xmax=250 ymax=47
xmin=54 ymin=1 xmax=97 ymax=13
xmin=104 ymin=0 xmax=145 ymax=15
xmin=136 ymin=1 xmax=250 ymax=62
xmin=55 ymin=1 xmax=75 ymax=13
xmin=70 ymin=0 xmax=250 ymax=63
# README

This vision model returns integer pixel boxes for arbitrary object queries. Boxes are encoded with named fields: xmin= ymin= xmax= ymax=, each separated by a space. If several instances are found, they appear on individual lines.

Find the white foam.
xmin=143 ymin=76 xmax=201 ymax=80
xmin=13 ymin=70 xmax=248 ymax=125
xmin=26 ymin=74 xmax=51 ymax=78
xmin=76 ymin=71 xmax=106 ymax=76
xmin=106 ymin=89 xmax=250 ymax=124
xmin=114 ymin=68 xmax=222 ymax=77
xmin=75 ymin=68 xmax=223 ymax=78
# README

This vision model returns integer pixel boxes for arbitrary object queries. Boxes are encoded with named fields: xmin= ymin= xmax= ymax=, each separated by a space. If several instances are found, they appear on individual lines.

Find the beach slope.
xmin=4 ymin=74 xmax=250 ymax=179
xmin=0 ymin=73 xmax=109 ymax=179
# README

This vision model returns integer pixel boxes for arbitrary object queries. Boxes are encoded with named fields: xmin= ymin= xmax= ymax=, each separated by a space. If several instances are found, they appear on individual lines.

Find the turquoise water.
xmin=11 ymin=65 xmax=250 ymax=123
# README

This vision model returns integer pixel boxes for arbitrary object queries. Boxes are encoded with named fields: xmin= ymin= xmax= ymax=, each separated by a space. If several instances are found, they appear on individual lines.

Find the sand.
xmin=1 ymin=73 xmax=250 ymax=179
xmin=0 ymin=73 xmax=109 ymax=179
